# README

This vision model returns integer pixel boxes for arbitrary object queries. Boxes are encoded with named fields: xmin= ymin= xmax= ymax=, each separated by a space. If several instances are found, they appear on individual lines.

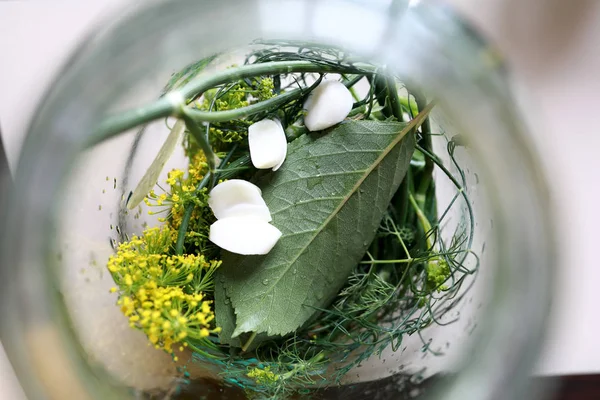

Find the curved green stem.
xmin=186 ymin=73 xmax=325 ymax=125
xmin=409 ymin=191 xmax=434 ymax=250
xmin=185 ymin=87 xmax=299 ymax=123
xmin=416 ymin=143 xmax=475 ymax=263
xmin=411 ymin=90 xmax=433 ymax=213
xmin=386 ymin=75 xmax=404 ymax=122
xmin=90 ymin=60 xmax=374 ymax=146
xmin=181 ymin=111 xmax=218 ymax=172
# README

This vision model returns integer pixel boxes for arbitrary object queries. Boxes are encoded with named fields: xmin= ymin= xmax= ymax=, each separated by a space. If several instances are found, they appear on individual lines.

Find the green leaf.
xmin=127 ymin=120 xmax=185 ymax=209
xmin=214 ymin=278 xmax=241 ymax=347
xmin=216 ymin=109 xmax=430 ymax=340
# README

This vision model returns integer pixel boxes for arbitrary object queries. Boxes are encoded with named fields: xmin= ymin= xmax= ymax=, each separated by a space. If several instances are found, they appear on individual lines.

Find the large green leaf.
xmin=216 ymin=113 xmax=429 ymax=341
xmin=214 ymin=276 xmax=241 ymax=348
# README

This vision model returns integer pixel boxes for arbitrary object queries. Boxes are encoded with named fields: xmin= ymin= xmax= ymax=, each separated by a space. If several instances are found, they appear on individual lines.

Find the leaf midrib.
xmin=254 ymin=105 xmax=433 ymax=302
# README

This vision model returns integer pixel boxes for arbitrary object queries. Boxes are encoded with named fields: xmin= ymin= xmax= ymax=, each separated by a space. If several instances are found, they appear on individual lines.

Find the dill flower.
xmin=257 ymin=77 xmax=275 ymax=101
xmin=247 ymin=366 xmax=279 ymax=386
xmin=107 ymin=226 xmax=222 ymax=353
xmin=145 ymin=162 xmax=214 ymax=253
xmin=426 ymin=257 xmax=450 ymax=291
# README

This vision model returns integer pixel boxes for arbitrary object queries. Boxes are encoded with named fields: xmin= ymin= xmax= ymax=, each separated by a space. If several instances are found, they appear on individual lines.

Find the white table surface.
xmin=2 ymin=1 xmax=600 ymax=398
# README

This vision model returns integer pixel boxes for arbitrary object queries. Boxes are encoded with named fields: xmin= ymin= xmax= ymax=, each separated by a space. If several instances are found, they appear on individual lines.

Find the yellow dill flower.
xmin=247 ymin=366 xmax=279 ymax=386
xmin=106 ymin=222 xmax=223 ymax=355
xmin=257 ymin=77 xmax=275 ymax=101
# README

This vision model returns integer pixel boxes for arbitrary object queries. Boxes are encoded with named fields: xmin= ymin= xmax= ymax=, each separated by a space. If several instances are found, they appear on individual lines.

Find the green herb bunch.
xmin=98 ymin=41 xmax=478 ymax=399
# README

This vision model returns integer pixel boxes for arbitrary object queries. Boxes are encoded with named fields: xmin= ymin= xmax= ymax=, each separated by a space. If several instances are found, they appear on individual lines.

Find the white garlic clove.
xmin=248 ymin=119 xmax=287 ymax=169
xmin=208 ymin=180 xmax=267 ymax=220
xmin=303 ymin=80 xmax=354 ymax=131
xmin=218 ymin=203 xmax=272 ymax=222
xmin=273 ymin=138 xmax=287 ymax=171
xmin=209 ymin=217 xmax=282 ymax=255
xmin=270 ymin=119 xmax=287 ymax=171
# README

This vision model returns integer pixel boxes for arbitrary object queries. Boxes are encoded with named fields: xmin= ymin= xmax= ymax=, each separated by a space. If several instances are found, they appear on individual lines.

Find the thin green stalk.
xmin=412 ymin=91 xmax=433 ymax=212
xmin=241 ymin=332 xmax=257 ymax=353
xmin=360 ymin=259 xmax=413 ymax=265
xmin=409 ymin=192 xmax=434 ymax=250
xmin=385 ymin=75 xmax=404 ymax=122
xmin=174 ymin=149 xmax=241 ymax=255
xmin=279 ymin=352 xmax=326 ymax=381
xmin=90 ymin=60 xmax=374 ymax=146
xmin=399 ymin=97 xmax=419 ymax=115
xmin=175 ymin=196 xmax=200 ymax=256
xmin=372 ymin=74 xmax=392 ymax=118
xmin=181 ymin=111 xmax=218 ymax=173
xmin=416 ymin=143 xmax=475 ymax=262
xmin=342 ymin=74 xmax=363 ymax=101
xmin=343 ymin=74 xmax=364 ymax=89
xmin=184 ymin=86 xmax=306 ymax=124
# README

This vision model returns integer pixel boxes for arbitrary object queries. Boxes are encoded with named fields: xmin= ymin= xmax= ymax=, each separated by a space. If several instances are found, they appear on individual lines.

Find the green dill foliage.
xmin=183 ymin=77 xmax=277 ymax=156
xmin=99 ymin=40 xmax=479 ymax=399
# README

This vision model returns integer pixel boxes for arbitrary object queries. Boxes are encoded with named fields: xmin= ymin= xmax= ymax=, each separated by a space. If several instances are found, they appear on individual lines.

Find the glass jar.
xmin=0 ymin=1 xmax=556 ymax=399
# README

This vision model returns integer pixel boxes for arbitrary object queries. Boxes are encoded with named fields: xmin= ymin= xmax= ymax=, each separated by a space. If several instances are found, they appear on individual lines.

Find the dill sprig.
xmin=101 ymin=42 xmax=479 ymax=399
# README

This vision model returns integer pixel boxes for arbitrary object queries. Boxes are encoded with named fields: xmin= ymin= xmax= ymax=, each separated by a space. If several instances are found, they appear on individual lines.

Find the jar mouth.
xmin=0 ymin=1 xmax=556 ymax=400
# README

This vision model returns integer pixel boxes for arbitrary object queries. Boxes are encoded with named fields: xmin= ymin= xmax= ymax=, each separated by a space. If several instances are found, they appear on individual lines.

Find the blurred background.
xmin=1 ymin=0 xmax=600 ymax=398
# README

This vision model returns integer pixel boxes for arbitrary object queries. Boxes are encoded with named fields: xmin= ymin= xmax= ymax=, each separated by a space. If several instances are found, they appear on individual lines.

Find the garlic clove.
xmin=248 ymin=119 xmax=287 ymax=169
xmin=272 ymin=140 xmax=287 ymax=172
xmin=270 ymin=118 xmax=287 ymax=171
xmin=208 ymin=180 xmax=267 ymax=220
xmin=303 ymin=80 xmax=353 ymax=131
xmin=219 ymin=203 xmax=272 ymax=222
xmin=209 ymin=217 xmax=282 ymax=255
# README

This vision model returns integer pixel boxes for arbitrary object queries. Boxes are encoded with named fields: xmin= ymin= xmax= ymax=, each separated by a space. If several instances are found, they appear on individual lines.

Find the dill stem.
xmin=416 ymin=143 xmax=475 ymax=264
xmin=409 ymin=192 xmax=434 ymax=250
xmin=370 ymin=74 xmax=387 ymax=116
xmin=174 ymin=149 xmax=243 ymax=255
xmin=399 ymin=97 xmax=419 ymax=115
xmin=90 ymin=60 xmax=375 ymax=147
xmin=175 ymin=204 xmax=196 ymax=255
xmin=181 ymin=112 xmax=218 ymax=173
xmin=386 ymin=75 xmax=404 ymax=122
xmin=412 ymin=91 xmax=433 ymax=212
xmin=360 ymin=259 xmax=413 ymax=265
xmin=241 ymin=332 xmax=257 ymax=352
xmin=396 ymin=233 xmax=412 ymax=259
xmin=184 ymin=85 xmax=306 ymax=124
xmin=280 ymin=351 xmax=325 ymax=381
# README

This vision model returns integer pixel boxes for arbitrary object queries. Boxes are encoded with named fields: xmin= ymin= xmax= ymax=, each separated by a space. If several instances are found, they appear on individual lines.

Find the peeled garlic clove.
xmin=270 ymin=119 xmax=287 ymax=171
xmin=248 ymin=119 xmax=287 ymax=169
xmin=303 ymin=80 xmax=353 ymax=131
xmin=219 ymin=203 xmax=272 ymax=222
xmin=272 ymin=150 xmax=286 ymax=171
xmin=209 ymin=217 xmax=282 ymax=255
xmin=208 ymin=180 xmax=267 ymax=220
